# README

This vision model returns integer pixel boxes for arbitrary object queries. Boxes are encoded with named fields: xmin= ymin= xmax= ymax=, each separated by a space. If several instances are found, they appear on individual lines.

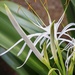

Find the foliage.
xmin=0 ymin=0 xmax=75 ymax=75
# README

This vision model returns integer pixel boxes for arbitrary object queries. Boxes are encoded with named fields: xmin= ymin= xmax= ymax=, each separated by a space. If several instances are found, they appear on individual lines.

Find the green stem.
xmin=68 ymin=61 xmax=74 ymax=75
xmin=57 ymin=45 xmax=66 ymax=75
xmin=50 ymin=21 xmax=62 ymax=73
xmin=42 ymin=59 xmax=58 ymax=75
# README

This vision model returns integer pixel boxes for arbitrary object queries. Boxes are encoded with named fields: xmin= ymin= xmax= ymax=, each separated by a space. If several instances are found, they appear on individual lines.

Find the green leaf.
xmin=0 ymin=47 xmax=29 ymax=75
xmin=71 ymin=0 xmax=75 ymax=7
xmin=0 ymin=1 xmax=45 ymax=34
xmin=0 ymin=15 xmax=48 ymax=74
xmin=61 ymin=0 xmax=75 ymax=23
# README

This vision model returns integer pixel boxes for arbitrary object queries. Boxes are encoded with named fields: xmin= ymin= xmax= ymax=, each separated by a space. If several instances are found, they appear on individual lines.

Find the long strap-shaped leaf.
xmin=5 ymin=4 xmax=43 ymax=61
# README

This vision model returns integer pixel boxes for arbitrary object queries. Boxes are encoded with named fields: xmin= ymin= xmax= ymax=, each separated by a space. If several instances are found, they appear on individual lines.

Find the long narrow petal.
xmin=58 ymin=38 xmax=72 ymax=44
xmin=62 ymin=23 xmax=75 ymax=31
xmin=55 ymin=5 xmax=68 ymax=31
xmin=65 ymin=28 xmax=75 ymax=32
xmin=5 ymin=4 xmax=43 ymax=61
xmin=0 ymin=38 xmax=23 ymax=56
xmin=17 ymin=49 xmax=32 ymax=69
xmin=58 ymin=23 xmax=75 ymax=38
xmin=17 ymin=42 xmax=26 ymax=56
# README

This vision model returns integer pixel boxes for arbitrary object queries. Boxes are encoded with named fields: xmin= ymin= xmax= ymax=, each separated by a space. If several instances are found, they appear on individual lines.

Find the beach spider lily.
xmin=0 ymin=1 xmax=73 ymax=71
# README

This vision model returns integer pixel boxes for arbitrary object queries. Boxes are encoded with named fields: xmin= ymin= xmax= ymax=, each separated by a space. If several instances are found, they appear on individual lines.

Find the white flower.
xmin=1 ymin=2 xmax=75 ymax=69
xmin=0 ymin=3 xmax=66 ymax=68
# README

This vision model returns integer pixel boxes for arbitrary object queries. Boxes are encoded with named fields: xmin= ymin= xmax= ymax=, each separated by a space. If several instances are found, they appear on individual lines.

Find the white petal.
xmin=58 ymin=38 xmax=72 ymax=44
xmin=40 ymin=37 xmax=46 ymax=48
xmin=0 ymin=38 xmax=23 ymax=56
xmin=47 ymin=42 xmax=51 ymax=48
xmin=28 ymin=33 xmax=41 ymax=38
xmin=58 ymin=23 xmax=75 ymax=38
xmin=55 ymin=11 xmax=65 ymax=31
xmin=63 ymin=23 xmax=75 ymax=31
xmin=65 ymin=28 xmax=75 ymax=32
xmin=17 ymin=43 xmax=26 ymax=56
xmin=17 ymin=49 xmax=32 ymax=69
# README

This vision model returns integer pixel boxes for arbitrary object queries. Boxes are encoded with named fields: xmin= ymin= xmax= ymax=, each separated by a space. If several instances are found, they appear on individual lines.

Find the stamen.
xmin=19 ymin=6 xmax=45 ymax=28
xmin=25 ymin=0 xmax=46 ymax=26
xmin=40 ymin=0 xmax=51 ymax=25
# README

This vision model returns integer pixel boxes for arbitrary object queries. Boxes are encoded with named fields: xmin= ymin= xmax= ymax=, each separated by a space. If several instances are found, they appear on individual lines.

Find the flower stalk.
xmin=50 ymin=20 xmax=63 ymax=73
